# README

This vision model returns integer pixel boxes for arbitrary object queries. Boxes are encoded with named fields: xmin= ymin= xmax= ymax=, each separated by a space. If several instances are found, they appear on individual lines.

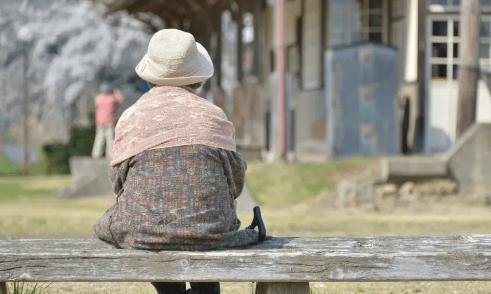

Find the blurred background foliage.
xmin=42 ymin=126 xmax=96 ymax=174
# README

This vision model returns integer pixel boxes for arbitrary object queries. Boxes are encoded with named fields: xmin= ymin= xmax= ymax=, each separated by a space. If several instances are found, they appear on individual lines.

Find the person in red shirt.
xmin=91 ymin=83 xmax=124 ymax=159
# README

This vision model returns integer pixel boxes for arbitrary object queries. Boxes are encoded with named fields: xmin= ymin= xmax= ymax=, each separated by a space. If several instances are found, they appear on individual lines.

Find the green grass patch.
xmin=0 ymin=154 xmax=21 ymax=176
xmin=0 ymin=176 xmax=71 ymax=201
xmin=0 ymin=175 xmax=109 ymax=239
xmin=246 ymin=159 xmax=369 ymax=206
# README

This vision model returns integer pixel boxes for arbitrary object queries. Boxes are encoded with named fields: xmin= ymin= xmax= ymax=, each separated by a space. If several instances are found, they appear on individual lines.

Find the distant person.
xmin=93 ymin=29 xmax=266 ymax=294
xmin=91 ymin=83 xmax=124 ymax=159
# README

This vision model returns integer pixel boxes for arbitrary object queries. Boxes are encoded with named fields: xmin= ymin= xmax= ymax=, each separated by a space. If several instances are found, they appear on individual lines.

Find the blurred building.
xmin=105 ymin=0 xmax=491 ymax=160
xmin=425 ymin=0 xmax=491 ymax=153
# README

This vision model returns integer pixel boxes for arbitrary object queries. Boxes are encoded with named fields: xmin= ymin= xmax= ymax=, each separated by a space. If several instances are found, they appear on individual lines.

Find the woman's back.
xmin=93 ymin=28 xmax=265 ymax=294
xmin=94 ymin=144 xmax=258 ymax=250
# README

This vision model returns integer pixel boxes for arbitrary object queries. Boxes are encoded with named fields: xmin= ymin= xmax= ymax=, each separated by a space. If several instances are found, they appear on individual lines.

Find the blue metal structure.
xmin=325 ymin=43 xmax=400 ymax=157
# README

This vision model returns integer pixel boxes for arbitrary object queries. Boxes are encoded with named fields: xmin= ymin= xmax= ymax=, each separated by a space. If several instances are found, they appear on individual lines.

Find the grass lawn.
xmin=2 ymin=160 xmax=491 ymax=293
xmin=246 ymin=159 xmax=369 ymax=206
xmin=0 ymin=155 xmax=21 ymax=176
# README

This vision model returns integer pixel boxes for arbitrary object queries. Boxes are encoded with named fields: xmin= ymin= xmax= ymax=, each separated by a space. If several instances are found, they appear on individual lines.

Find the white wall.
xmin=403 ymin=0 xmax=418 ymax=82
xmin=477 ymin=82 xmax=491 ymax=122
xmin=426 ymin=81 xmax=491 ymax=153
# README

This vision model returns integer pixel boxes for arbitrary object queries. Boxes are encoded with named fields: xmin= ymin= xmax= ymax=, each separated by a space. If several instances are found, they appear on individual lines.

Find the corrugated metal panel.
xmin=325 ymin=43 xmax=400 ymax=156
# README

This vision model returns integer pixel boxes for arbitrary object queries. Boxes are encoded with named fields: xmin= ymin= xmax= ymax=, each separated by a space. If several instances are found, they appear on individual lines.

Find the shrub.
xmin=68 ymin=126 xmax=96 ymax=156
xmin=42 ymin=143 xmax=70 ymax=174
xmin=42 ymin=126 xmax=96 ymax=174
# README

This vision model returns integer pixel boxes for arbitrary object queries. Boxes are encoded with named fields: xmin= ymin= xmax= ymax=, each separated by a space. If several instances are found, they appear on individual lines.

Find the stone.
xmin=56 ymin=156 xmax=111 ymax=198
xmin=398 ymin=181 xmax=416 ymax=203
xmin=377 ymin=183 xmax=398 ymax=197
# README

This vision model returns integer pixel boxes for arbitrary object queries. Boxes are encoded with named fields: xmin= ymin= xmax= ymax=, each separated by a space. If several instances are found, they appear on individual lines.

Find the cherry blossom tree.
xmin=0 ymin=0 xmax=152 ymax=142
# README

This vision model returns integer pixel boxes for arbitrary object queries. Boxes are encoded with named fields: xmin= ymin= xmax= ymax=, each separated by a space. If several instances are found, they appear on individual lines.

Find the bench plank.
xmin=1 ymin=236 xmax=491 ymax=282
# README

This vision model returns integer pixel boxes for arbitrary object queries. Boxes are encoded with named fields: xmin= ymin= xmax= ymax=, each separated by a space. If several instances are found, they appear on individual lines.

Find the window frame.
xmin=429 ymin=16 xmax=456 ymax=81
xmin=429 ymin=0 xmax=491 ymax=14
xmin=428 ymin=14 xmax=491 ymax=82
xmin=359 ymin=0 xmax=390 ymax=44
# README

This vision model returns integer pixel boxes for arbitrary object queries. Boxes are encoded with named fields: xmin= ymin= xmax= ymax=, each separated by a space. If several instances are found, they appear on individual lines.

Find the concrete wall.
xmin=302 ymin=0 xmax=322 ymax=90
xmin=294 ymin=88 xmax=326 ymax=158
xmin=447 ymin=123 xmax=491 ymax=195
xmin=57 ymin=157 xmax=111 ymax=198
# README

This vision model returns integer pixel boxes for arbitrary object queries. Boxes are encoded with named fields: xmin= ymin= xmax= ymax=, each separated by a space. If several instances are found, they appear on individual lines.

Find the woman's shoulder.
xmin=128 ymin=146 xmax=226 ymax=171
xmin=136 ymin=145 xmax=229 ymax=160
xmin=117 ymin=89 xmax=161 ymax=123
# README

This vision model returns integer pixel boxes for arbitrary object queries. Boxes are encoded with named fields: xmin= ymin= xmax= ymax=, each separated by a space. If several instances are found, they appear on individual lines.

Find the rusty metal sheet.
xmin=325 ymin=43 xmax=400 ymax=156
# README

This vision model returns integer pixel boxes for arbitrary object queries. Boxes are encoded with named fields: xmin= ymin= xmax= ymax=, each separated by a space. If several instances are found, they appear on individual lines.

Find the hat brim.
xmin=135 ymin=42 xmax=214 ymax=86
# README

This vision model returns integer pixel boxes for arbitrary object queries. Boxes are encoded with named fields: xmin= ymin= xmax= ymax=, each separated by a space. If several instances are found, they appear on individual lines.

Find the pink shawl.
xmin=110 ymin=86 xmax=236 ymax=166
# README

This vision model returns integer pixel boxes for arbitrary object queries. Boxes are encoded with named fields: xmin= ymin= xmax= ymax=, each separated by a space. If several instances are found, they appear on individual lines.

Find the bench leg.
xmin=0 ymin=282 xmax=7 ymax=294
xmin=256 ymin=282 xmax=310 ymax=294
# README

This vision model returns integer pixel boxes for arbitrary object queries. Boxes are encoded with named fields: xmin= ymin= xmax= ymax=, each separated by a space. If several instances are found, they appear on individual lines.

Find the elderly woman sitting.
xmin=93 ymin=29 xmax=265 ymax=294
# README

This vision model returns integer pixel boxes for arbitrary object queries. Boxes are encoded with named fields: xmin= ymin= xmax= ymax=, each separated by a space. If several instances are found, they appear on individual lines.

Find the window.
xmin=432 ymin=64 xmax=447 ymax=79
xmin=430 ymin=16 xmax=491 ymax=81
xmin=328 ymin=0 xmax=390 ymax=46
xmin=480 ymin=21 xmax=491 ymax=69
xmin=429 ymin=18 xmax=457 ymax=80
xmin=430 ymin=0 xmax=458 ymax=8
xmin=432 ymin=21 xmax=447 ymax=36
xmin=359 ymin=0 xmax=388 ymax=43
xmin=432 ymin=43 xmax=447 ymax=58
xmin=430 ymin=0 xmax=491 ymax=10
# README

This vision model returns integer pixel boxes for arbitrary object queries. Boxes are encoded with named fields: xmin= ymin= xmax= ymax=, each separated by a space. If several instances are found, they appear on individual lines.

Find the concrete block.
xmin=446 ymin=123 xmax=491 ymax=195
xmin=381 ymin=156 xmax=448 ymax=184
xmin=57 ymin=156 xmax=111 ymax=198
xmin=237 ymin=144 xmax=262 ymax=161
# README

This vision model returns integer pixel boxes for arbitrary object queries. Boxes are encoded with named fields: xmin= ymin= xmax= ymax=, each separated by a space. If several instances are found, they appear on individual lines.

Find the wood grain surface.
xmin=1 ymin=236 xmax=490 ymax=282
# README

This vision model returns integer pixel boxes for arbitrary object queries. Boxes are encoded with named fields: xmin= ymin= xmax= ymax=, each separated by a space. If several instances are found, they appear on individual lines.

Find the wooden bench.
xmin=1 ymin=235 xmax=491 ymax=294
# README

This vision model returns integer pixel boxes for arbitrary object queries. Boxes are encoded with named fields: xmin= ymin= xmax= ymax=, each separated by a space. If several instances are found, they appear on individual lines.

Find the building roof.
xmin=103 ymin=0 xmax=260 ymax=41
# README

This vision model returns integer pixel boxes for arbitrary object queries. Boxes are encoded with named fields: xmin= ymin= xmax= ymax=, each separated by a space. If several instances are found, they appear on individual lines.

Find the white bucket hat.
xmin=135 ymin=29 xmax=214 ymax=86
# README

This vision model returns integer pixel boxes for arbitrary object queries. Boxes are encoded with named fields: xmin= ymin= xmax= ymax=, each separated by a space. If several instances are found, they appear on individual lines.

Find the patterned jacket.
xmin=93 ymin=145 xmax=258 ymax=250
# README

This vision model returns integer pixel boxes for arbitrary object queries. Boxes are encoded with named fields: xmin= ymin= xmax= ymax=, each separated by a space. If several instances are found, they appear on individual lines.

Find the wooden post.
xmin=456 ymin=0 xmax=480 ymax=138
xmin=0 ymin=282 xmax=7 ymax=294
xmin=236 ymin=1 xmax=244 ymax=82
xmin=22 ymin=47 xmax=29 ymax=175
xmin=415 ymin=0 xmax=427 ymax=152
xmin=275 ymin=0 xmax=286 ymax=158
xmin=253 ymin=0 xmax=264 ymax=80
xmin=256 ymin=282 xmax=310 ymax=294
xmin=0 ymin=77 xmax=5 ymax=154
xmin=213 ymin=13 xmax=223 ymax=88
